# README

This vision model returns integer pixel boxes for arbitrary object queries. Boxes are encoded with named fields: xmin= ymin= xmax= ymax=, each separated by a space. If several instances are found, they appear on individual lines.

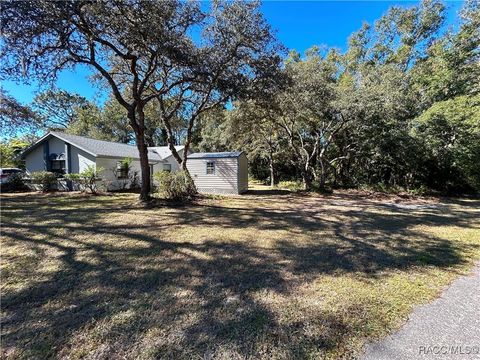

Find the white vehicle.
xmin=0 ymin=168 xmax=27 ymax=184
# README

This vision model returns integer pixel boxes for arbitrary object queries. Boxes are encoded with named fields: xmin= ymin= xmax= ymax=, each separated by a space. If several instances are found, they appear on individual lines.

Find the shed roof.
xmin=188 ymin=151 xmax=243 ymax=159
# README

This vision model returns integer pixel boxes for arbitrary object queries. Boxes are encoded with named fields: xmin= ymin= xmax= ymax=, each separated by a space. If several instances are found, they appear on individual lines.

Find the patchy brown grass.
xmin=1 ymin=188 xmax=479 ymax=359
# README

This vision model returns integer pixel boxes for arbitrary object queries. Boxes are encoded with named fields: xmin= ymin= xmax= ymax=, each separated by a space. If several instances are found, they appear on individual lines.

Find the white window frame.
xmin=163 ymin=164 xmax=172 ymax=172
xmin=51 ymin=159 xmax=66 ymax=174
xmin=206 ymin=161 xmax=215 ymax=175
xmin=116 ymin=161 xmax=129 ymax=179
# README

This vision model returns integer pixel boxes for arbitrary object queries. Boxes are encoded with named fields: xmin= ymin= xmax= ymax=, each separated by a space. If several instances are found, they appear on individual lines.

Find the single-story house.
xmin=21 ymin=131 xmax=185 ymax=190
xmin=187 ymin=152 xmax=248 ymax=194
xmin=21 ymin=132 xmax=248 ymax=194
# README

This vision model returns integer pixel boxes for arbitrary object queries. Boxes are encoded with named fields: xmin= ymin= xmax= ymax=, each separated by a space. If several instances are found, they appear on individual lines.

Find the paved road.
xmin=362 ymin=263 xmax=480 ymax=360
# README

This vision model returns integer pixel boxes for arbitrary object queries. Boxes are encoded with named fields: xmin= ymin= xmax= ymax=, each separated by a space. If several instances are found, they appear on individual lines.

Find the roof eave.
xmin=21 ymin=132 xmax=98 ymax=158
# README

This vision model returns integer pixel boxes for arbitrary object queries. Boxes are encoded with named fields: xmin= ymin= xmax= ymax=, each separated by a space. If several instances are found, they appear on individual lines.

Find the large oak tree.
xmin=1 ymin=0 xmax=202 ymax=200
xmin=154 ymin=1 xmax=283 ymax=171
xmin=1 ymin=0 xmax=281 ymax=200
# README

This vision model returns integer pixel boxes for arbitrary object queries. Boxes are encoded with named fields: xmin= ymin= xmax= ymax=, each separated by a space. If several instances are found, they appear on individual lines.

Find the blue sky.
xmin=2 ymin=1 xmax=464 ymax=105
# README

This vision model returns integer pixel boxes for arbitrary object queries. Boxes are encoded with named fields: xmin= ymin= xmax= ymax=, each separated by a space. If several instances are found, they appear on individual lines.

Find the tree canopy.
xmin=197 ymin=0 xmax=480 ymax=194
xmin=1 ymin=0 xmax=282 ymax=200
xmin=2 ymin=0 xmax=479 ymax=195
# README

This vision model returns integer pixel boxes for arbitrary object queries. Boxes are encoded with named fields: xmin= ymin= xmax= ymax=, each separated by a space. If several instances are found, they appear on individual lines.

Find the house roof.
xmin=21 ymin=132 xmax=164 ymax=161
xmin=188 ymin=151 xmax=243 ymax=159
xmin=149 ymin=146 xmax=184 ymax=160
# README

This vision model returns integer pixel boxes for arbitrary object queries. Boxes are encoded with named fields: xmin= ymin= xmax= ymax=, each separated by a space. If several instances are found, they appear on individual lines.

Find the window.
xmin=1 ymin=169 xmax=22 ymax=175
xmin=51 ymin=160 xmax=65 ymax=174
xmin=49 ymin=153 xmax=65 ymax=175
xmin=163 ymin=164 xmax=172 ymax=172
xmin=206 ymin=161 xmax=215 ymax=175
xmin=116 ymin=161 xmax=129 ymax=179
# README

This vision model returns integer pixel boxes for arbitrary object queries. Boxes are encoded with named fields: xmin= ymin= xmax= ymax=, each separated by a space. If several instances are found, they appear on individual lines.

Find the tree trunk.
xmin=134 ymin=131 xmax=151 ymax=201
xmin=318 ymin=157 xmax=326 ymax=190
xmin=302 ymin=169 xmax=312 ymax=191
xmin=129 ymin=109 xmax=151 ymax=201
xmin=181 ymin=116 xmax=196 ymax=172
xmin=269 ymin=153 xmax=276 ymax=187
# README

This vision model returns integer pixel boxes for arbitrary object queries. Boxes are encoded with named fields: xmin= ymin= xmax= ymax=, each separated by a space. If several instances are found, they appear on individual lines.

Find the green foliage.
xmin=154 ymin=170 xmax=197 ymax=201
xmin=65 ymin=166 xmax=104 ymax=194
xmin=413 ymin=95 xmax=480 ymax=192
xmin=111 ymin=157 xmax=140 ymax=190
xmin=194 ymin=0 xmax=479 ymax=195
xmin=0 ymin=90 xmax=41 ymax=138
xmin=120 ymin=157 xmax=132 ymax=169
xmin=32 ymin=89 xmax=91 ymax=130
xmin=67 ymin=95 xmax=137 ymax=144
xmin=64 ymin=173 xmax=80 ymax=182
xmin=278 ymin=180 xmax=304 ymax=192
xmin=0 ymin=138 xmax=29 ymax=167
xmin=30 ymin=171 xmax=57 ymax=192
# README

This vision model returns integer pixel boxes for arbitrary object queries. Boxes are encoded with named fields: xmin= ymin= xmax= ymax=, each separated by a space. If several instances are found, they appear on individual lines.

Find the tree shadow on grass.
xmin=1 ymin=193 xmax=479 ymax=358
xmin=244 ymin=188 xmax=293 ymax=196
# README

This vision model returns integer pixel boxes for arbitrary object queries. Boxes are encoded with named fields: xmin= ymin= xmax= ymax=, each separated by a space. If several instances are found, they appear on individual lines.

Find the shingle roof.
xmin=22 ymin=132 xmax=164 ymax=161
xmin=49 ymin=132 xmax=162 ymax=160
xmin=149 ymin=146 xmax=184 ymax=160
xmin=188 ymin=151 xmax=243 ymax=159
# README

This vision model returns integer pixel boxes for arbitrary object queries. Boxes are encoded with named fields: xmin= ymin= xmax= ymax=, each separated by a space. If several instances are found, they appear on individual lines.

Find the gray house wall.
xmin=24 ymin=136 xmax=96 ymax=174
xmin=48 ymin=137 xmax=65 ymax=156
xmin=25 ymin=145 xmax=45 ymax=173
xmin=69 ymin=146 xmax=96 ymax=173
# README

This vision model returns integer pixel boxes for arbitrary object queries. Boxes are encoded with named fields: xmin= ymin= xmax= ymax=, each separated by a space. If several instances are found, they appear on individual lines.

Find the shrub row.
xmin=6 ymin=168 xmax=198 ymax=200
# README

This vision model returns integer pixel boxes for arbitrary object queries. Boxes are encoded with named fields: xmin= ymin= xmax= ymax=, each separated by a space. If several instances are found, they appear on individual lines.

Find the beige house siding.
xmin=97 ymin=156 xmax=163 ymax=191
xmin=187 ymin=155 xmax=248 ymax=194
xmin=160 ymin=148 xmax=184 ymax=173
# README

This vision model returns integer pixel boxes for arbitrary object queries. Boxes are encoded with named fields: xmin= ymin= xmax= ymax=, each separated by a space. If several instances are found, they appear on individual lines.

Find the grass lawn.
xmin=1 ymin=188 xmax=479 ymax=359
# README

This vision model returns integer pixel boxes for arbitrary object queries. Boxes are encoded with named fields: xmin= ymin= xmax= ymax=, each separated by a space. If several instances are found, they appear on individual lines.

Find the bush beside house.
xmin=65 ymin=165 xmax=104 ymax=194
xmin=154 ymin=170 xmax=196 ymax=201
xmin=30 ymin=171 xmax=58 ymax=192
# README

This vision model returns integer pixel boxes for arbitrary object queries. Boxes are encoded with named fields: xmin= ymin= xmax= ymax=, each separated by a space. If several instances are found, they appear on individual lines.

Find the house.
xmin=21 ymin=132 xmax=248 ymax=194
xmin=21 ymin=132 xmax=185 ymax=190
xmin=187 ymin=152 xmax=248 ymax=194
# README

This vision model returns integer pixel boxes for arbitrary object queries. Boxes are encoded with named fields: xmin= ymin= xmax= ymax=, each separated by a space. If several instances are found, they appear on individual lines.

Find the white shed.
xmin=186 ymin=152 xmax=248 ymax=194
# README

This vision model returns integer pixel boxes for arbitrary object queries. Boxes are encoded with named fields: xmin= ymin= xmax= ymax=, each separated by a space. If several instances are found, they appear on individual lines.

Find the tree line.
xmin=1 ymin=0 xmax=479 ymax=198
xmin=197 ymin=0 xmax=480 ymax=193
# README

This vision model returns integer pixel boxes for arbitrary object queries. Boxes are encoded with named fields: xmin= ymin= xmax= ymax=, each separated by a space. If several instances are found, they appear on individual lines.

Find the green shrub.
xmin=311 ymin=181 xmax=333 ymax=194
xmin=111 ymin=157 xmax=140 ymax=190
xmin=358 ymin=183 xmax=404 ymax=194
xmin=154 ymin=170 xmax=197 ymax=200
xmin=30 ymin=171 xmax=57 ymax=192
xmin=278 ymin=180 xmax=304 ymax=192
xmin=64 ymin=173 xmax=81 ymax=183
xmin=65 ymin=165 xmax=104 ymax=194
xmin=406 ymin=185 xmax=429 ymax=196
